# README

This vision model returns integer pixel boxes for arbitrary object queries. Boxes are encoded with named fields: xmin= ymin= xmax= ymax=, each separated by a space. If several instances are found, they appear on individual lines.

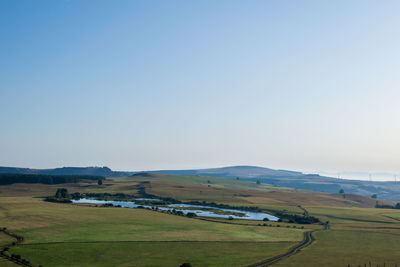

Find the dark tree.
xmin=339 ymin=189 xmax=344 ymax=194
xmin=98 ymin=179 xmax=103 ymax=185
xmin=72 ymin=192 xmax=81 ymax=199
xmin=180 ymin=263 xmax=192 ymax=267
xmin=55 ymin=188 xmax=69 ymax=198
xmin=256 ymin=180 xmax=261 ymax=185
xmin=371 ymin=194 xmax=377 ymax=199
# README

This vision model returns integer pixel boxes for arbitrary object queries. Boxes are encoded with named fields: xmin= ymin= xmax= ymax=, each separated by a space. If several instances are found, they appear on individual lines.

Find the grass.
xmin=112 ymin=173 xmax=283 ymax=192
xmin=114 ymin=173 xmax=388 ymax=208
xmin=0 ymin=231 xmax=14 ymax=247
xmin=12 ymin=241 xmax=294 ymax=267
xmin=383 ymin=212 xmax=400 ymax=221
xmin=2 ymin=174 xmax=400 ymax=266
xmin=306 ymin=206 xmax=400 ymax=231
xmin=0 ymin=258 xmax=19 ymax=267
xmin=0 ymin=232 xmax=19 ymax=267
xmin=0 ymin=197 xmax=304 ymax=244
xmin=274 ymin=230 xmax=400 ymax=267
xmin=1 ymin=195 xmax=302 ymax=266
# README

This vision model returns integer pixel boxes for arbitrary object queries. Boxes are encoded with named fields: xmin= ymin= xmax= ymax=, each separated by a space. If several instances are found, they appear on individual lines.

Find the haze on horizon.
xmin=1 ymin=1 xmax=400 ymax=178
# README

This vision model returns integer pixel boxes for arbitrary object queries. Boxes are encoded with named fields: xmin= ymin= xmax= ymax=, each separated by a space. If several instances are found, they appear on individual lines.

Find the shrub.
xmin=55 ymin=188 xmax=69 ymax=198
xmin=11 ymin=254 xmax=21 ymax=260
xmin=274 ymin=211 xmax=320 ymax=224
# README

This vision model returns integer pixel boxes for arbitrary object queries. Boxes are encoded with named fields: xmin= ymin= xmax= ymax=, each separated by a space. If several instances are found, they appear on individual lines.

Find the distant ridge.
xmin=0 ymin=166 xmax=130 ymax=177
xmin=2 ymin=165 xmax=400 ymax=201
xmin=151 ymin=165 xmax=304 ymax=178
xmin=150 ymin=165 xmax=400 ymax=202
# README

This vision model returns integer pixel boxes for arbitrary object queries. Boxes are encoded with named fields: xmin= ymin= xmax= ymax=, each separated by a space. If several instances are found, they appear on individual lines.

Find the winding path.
xmin=247 ymin=224 xmax=327 ymax=267
xmin=194 ymin=213 xmax=328 ymax=266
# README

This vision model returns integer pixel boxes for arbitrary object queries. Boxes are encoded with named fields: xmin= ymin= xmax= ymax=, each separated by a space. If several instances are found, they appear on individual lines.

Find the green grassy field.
xmin=0 ymin=232 xmax=14 ymax=247
xmin=383 ymin=212 xmax=400 ymax=221
xmin=0 ymin=232 xmax=19 ymax=266
xmin=275 ymin=230 xmax=400 ymax=267
xmin=0 ymin=197 xmax=304 ymax=243
xmin=0 ymin=196 xmax=303 ymax=266
xmin=0 ymin=258 xmax=18 ymax=267
xmin=1 ymin=173 xmax=400 ymax=266
xmin=114 ymin=173 xmax=389 ymax=208
xmin=112 ymin=173 xmax=284 ymax=192
xmin=271 ymin=205 xmax=400 ymax=266
xmin=12 ymin=242 xmax=294 ymax=267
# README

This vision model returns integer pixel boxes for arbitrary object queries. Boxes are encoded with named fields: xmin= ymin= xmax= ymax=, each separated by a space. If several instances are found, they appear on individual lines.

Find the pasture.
xmin=274 ymin=230 xmax=400 ymax=267
xmin=12 ymin=242 xmax=293 ymax=267
xmin=1 ymin=174 xmax=400 ymax=266
xmin=0 ymin=196 xmax=302 ymax=266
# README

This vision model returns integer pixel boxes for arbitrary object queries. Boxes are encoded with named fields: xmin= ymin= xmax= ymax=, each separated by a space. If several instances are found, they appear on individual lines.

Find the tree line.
xmin=375 ymin=202 xmax=400 ymax=209
xmin=274 ymin=211 xmax=320 ymax=224
xmin=0 ymin=173 xmax=104 ymax=185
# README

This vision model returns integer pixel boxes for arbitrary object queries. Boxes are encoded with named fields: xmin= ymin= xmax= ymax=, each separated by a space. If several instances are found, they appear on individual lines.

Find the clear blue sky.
xmin=1 ymin=0 xmax=400 ymax=175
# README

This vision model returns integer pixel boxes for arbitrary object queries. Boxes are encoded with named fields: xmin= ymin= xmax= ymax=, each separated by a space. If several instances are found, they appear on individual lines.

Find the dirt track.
xmin=247 ymin=225 xmax=327 ymax=267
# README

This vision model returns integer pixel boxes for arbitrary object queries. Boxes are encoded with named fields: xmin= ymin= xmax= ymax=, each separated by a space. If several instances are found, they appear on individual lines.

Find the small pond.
xmin=72 ymin=198 xmax=279 ymax=221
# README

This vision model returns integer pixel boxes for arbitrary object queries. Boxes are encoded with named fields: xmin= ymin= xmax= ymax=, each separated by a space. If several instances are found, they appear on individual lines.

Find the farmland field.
xmin=274 ymin=230 xmax=400 ymax=267
xmin=1 ymin=174 xmax=400 ymax=266
xmin=11 ymin=242 xmax=293 ymax=267
xmin=0 ymin=195 xmax=302 ymax=266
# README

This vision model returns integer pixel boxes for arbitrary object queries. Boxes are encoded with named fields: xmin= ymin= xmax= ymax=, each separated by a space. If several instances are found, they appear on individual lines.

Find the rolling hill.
xmin=151 ymin=166 xmax=400 ymax=202
xmin=2 ymin=165 xmax=400 ymax=202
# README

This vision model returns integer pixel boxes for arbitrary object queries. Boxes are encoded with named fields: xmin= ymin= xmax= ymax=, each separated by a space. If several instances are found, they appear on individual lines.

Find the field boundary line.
xmin=0 ymin=228 xmax=35 ymax=267
xmin=19 ymin=240 xmax=295 ymax=246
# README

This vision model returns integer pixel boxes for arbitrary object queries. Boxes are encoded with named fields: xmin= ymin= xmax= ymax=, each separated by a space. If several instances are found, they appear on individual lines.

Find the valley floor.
xmin=1 ymin=175 xmax=400 ymax=266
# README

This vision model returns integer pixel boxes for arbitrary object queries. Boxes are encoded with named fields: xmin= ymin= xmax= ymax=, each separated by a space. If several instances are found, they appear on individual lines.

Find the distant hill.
xmin=151 ymin=165 xmax=400 ymax=202
xmin=0 ymin=166 xmax=130 ymax=177
xmin=2 ymin=165 xmax=400 ymax=202
xmin=129 ymin=172 xmax=394 ymax=208
xmin=150 ymin=165 xmax=303 ymax=178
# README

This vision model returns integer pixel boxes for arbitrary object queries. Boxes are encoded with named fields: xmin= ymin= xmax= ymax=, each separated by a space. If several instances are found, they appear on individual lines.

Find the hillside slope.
xmin=152 ymin=166 xmax=400 ymax=202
